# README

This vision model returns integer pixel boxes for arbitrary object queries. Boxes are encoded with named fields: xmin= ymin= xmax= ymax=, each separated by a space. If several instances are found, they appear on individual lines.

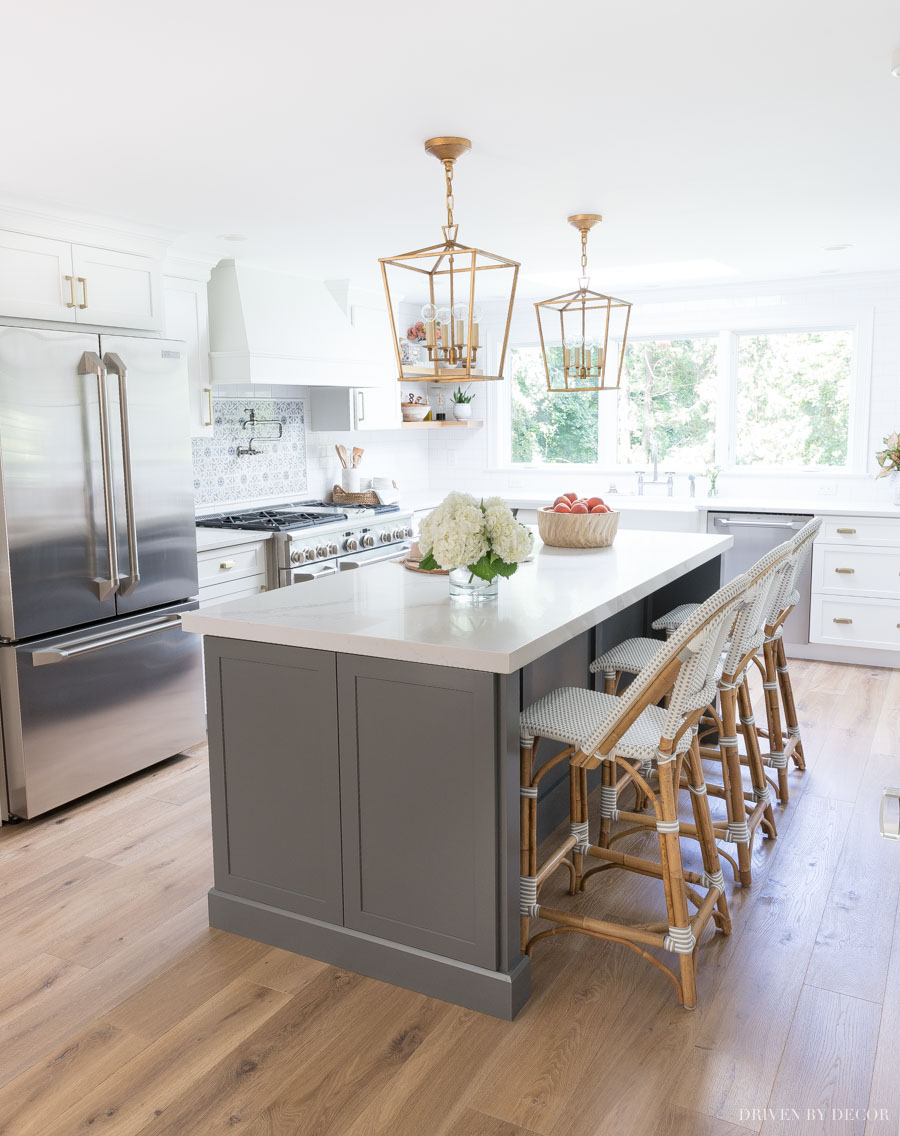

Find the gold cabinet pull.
xmin=833 ymin=617 xmax=853 ymax=625
xmin=77 ymin=277 xmax=88 ymax=309
xmin=64 ymin=275 xmax=76 ymax=308
xmin=220 ymin=560 xmax=236 ymax=570
xmin=834 ymin=567 xmax=855 ymax=574
xmin=836 ymin=527 xmax=856 ymax=534
xmin=204 ymin=387 xmax=213 ymax=427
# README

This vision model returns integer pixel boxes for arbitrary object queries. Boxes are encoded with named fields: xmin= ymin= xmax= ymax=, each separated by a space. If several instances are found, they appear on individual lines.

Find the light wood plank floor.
xmin=0 ymin=661 xmax=898 ymax=1136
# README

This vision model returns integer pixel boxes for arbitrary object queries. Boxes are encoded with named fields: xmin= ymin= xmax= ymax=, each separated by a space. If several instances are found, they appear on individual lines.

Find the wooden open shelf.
xmin=400 ymin=419 xmax=484 ymax=430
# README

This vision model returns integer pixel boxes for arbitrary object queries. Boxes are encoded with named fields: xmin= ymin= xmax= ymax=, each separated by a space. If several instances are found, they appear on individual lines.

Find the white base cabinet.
xmin=809 ymin=514 xmax=900 ymax=660
xmin=197 ymin=537 xmax=270 ymax=607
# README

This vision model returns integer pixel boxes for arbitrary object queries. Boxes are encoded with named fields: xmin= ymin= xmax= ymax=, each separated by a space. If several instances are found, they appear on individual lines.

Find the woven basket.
xmin=537 ymin=506 xmax=619 ymax=549
xmin=332 ymin=481 xmax=398 ymax=506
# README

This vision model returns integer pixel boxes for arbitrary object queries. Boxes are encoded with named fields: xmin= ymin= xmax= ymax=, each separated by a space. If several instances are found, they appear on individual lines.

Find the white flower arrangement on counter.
xmin=875 ymin=431 xmax=900 ymax=477
xmin=418 ymin=492 xmax=534 ymax=583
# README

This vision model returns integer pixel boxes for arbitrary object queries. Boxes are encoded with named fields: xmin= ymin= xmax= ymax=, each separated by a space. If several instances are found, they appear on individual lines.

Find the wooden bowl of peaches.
xmin=537 ymin=492 xmax=619 ymax=549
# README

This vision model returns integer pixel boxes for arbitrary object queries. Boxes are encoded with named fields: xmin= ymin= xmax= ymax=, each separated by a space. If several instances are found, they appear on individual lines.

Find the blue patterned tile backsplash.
xmin=192 ymin=398 xmax=308 ymax=507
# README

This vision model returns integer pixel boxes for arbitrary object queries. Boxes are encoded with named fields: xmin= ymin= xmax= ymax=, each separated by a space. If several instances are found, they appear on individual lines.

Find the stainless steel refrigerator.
xmin=0 ymin=324 xmax=205 ymax=820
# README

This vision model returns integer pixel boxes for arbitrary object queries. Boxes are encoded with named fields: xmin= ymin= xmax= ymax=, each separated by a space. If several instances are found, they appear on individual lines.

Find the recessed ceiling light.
xmin=892 ymin=48 xmax=900 ymax=78
xmin=823 ymin=244 xmax=852 ymax=251
xmin=218 ymin=233 xmax=248 ymax=242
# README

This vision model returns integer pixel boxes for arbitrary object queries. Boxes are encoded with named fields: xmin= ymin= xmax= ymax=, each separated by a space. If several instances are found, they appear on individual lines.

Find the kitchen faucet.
xmin=639 ymin=436 xmax=677 ymax=495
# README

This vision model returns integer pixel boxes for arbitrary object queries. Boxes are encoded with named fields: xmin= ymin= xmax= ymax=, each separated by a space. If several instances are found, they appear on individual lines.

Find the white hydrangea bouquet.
xmin=418 ymin=491 xmax=534 ymax=585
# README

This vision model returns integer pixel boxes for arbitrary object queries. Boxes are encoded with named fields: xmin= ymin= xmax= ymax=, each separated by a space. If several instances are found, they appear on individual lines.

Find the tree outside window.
xmin=618 ymin=339 xmax=718 ymax=468
xmin=735 ymin=331 xmax=851 ymax=468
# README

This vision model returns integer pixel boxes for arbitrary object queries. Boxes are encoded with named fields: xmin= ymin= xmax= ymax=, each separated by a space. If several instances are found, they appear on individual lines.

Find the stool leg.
xmin=739 ymin=674 xmax=777 ymax=840
xmin=603 ymin=668 xmax=619 ymax=695
xmin=776 ymin=636 xmax=805 ymax=771
xmin=720 ymin=683 xmax=754 ymax=887
xmin=598 ymin=757 xmax=617 ymax=848
xmin=684 ymin=735 xmax=731 ymax=934
xmin=520 ymin=736 xmax=537 ymax=954
xmin=762 ymin=639 xmax=789 ymax=804
xmin=655 ymin=755 xmax=697 ymax=1009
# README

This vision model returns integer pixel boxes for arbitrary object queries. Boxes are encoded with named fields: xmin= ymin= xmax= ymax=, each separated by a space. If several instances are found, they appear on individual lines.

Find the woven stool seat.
xmin=521 ymin=687 xmax=693 ymax=760
xmin=651 ymin=602 xmax=700 ymax=632
xmin=590 ymin=637 xmax=664 ymax=677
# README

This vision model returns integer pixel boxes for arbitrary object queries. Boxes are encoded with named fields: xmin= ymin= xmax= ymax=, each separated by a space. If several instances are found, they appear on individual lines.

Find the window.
xmin=504 ymin=323 xmax=860 ymax=473
xmin=618 ymin=339 xmax=718 ymax=468
xmin=735 ymin=330 xmax=851 ymax=468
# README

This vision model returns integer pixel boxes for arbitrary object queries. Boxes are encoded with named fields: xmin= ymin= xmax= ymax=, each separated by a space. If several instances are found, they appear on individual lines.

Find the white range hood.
xmin=208 ymin=260 xmax=389 ymax=387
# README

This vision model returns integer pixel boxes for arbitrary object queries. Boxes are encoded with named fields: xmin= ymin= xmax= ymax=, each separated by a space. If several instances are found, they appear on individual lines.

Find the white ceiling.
xmin=3 ymin=0 xmax=899 ymax=296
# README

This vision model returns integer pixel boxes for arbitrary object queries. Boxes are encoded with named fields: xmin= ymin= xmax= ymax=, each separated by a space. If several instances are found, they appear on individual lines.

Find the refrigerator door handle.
xmin=78 ymin=351 xmax=120 ymax=600
xmin=103 ymin=352 xmax=140 ymax=595
xmin=29 ymin=614 xmax=183 ymax=666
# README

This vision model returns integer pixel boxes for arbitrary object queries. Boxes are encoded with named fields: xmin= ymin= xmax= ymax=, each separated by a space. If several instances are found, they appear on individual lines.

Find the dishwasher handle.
xmin=30 ymin=615 xmax=182 ymax=666
xmin=714 ymin=518 xmax=805 ymax=530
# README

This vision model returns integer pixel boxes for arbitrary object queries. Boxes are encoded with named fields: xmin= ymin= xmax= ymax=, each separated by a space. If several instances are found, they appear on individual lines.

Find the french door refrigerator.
xmin=0 ymin=324 xmax=205 ymax=820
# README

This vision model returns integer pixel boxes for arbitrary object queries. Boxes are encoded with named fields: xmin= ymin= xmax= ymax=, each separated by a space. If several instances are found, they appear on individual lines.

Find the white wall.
xmin=425 ymin=271 xmax=900 ymax=504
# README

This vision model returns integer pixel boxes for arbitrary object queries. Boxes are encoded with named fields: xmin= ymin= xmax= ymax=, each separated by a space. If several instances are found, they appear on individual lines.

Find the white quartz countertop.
xmin=196 ymin=528 xmax=274 ymax=553
xmin=181 ymin=529 xmax=732 ymax=674
xmin=504 ymin=495 xmax=900 ymax=520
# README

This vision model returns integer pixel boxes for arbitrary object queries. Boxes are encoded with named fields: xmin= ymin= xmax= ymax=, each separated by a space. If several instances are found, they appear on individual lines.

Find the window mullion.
xmin=715 ymin=330 xmax=736 ymax=469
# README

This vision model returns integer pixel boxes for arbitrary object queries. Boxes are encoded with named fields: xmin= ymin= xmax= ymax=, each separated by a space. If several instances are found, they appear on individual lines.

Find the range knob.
xmin=304 ymin=548 xmax=317 ymax=562
xmin=290 ymin=549 xmax=304 ymax=564
xmin=316 ymin=545 xmax=329 ymax=558
xmin=343 ymin=537 xmax=359 ymax=552
xmin=392 ymin=528 xmax=405 ymax=541
xmin=361 ymin=534 xmax=375 ymax=548
xmin=380 ymin=530 xmax=393 ymax=543
xmin=328 ymin=542 xmax=339 ymax=556
xmin=404 ymin=527 xmax=414 ymax=538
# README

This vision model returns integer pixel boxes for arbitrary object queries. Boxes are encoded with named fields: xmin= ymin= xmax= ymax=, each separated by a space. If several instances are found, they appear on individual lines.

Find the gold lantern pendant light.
xmin=535 ymin=214 xmax=633 ymax=393
xmin=379 ymin=137 xmax=520 ymax=385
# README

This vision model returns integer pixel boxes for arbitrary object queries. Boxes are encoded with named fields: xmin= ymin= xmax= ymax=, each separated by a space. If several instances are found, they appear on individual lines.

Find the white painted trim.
xmin=0 ymin=197 xmax=173 ymax=258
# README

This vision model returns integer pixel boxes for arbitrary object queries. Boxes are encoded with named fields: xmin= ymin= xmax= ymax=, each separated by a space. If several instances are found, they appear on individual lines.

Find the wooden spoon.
xmin=335 ymin=444 xmax=348 ymax=469
xmin=352 ymin=447 xmax=364 ymax=468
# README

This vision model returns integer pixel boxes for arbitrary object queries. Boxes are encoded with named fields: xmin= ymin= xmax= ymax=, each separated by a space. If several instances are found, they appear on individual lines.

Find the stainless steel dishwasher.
xmin=707 ymin=512 xmax=813 ymax=650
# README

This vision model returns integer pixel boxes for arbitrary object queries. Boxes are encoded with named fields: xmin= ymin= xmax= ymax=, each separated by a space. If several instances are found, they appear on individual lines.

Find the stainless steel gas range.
xmin=196 ymin=501 xmax=414 ymax=586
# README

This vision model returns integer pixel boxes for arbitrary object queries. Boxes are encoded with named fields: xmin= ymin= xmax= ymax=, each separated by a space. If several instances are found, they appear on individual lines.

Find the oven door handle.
xmin=30 ymin=615 xmax=183 ymax=666
xmin=339 ymin=544 xmax=410 ymax=571
xmin=292 ymin=564 xmax=338 ymax=582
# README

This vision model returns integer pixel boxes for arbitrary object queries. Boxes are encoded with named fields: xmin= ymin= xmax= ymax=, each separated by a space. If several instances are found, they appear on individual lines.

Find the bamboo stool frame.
xmin=520 ymin=579 xmax=747 ymax=1008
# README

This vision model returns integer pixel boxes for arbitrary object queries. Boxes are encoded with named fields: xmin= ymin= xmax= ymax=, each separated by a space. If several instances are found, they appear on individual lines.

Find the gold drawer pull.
xmin=833 ymin=617 xmax=853 ymax=625
xmin=220 ymin=560 xmax=236 ymax=570
xmin=64 ymin=275 xmax=76 ymax=308
xmin=77 ymin=276 xmax=88 ymax=309
xmin=834 ymin=568 xmax=855 ymax=574
xmin=836 ymin=528 xmax=856 ymax=534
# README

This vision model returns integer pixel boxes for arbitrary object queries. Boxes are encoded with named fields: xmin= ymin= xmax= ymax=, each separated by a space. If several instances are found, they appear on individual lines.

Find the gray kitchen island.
xmin=182 ymin=528 xmax=731 ymax=1019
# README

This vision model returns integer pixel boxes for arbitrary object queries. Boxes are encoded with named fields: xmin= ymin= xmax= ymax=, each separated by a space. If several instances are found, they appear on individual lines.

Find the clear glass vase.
xmin=449 ymin=568 xmax=499 ymax=602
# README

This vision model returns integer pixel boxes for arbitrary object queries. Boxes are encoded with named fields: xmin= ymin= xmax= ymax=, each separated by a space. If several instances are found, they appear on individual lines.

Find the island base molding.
xmin=208 ymin=888 xmax=531 ymax=1020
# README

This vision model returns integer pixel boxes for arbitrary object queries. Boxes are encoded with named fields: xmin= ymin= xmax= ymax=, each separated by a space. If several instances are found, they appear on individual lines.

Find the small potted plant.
xmin=451 ymin=385 xmax=475 ymax=421
xmin=875 ymin=431 xmax=900 ymax=505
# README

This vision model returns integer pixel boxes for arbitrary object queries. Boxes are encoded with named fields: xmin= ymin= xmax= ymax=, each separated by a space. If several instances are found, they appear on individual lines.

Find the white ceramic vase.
xmin=452 ymin=402 xmax=473 ymax=421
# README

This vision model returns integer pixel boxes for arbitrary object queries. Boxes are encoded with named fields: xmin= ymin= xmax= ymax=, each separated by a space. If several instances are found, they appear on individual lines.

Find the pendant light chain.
xmin=581 ymin=227 xmax=589 ymax=275
xmin=444 ymin=160 xmax=455 ymax=230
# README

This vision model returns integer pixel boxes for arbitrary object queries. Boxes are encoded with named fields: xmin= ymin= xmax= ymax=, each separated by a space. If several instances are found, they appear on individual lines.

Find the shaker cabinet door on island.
xmin=206 ymin=639 xmax=344 ymax=924
xmin=337 ymin=655 xmax=499 ymax=968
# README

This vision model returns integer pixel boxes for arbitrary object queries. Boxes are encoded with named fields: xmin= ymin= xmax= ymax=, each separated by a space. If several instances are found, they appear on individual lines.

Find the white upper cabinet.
xmin=0 ymin=226 xmax=163 ymax=331
xmin=70 ymin=244 xmax=162 ymax=330
xmin=162 ymin=260 xmax=214 ymax=438
xmin=0 ymin=232 xmax=78 ymax=322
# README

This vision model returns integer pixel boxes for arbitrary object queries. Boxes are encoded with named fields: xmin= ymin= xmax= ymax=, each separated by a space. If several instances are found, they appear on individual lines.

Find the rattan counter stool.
xmin=590 ymin=543 xmax=795 ymax=886
xmin=612 ymin=518 xmax=822 ymax=806
xmin=519 ymin=574 xmax=748 ymax=1009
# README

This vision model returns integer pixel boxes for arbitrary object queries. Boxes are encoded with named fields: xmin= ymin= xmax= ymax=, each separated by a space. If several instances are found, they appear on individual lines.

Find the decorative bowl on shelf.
xmin=537 ymin=506 xmax=619 ymax=548
xmin=401 ymin=402 xmax=430 ymax=422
